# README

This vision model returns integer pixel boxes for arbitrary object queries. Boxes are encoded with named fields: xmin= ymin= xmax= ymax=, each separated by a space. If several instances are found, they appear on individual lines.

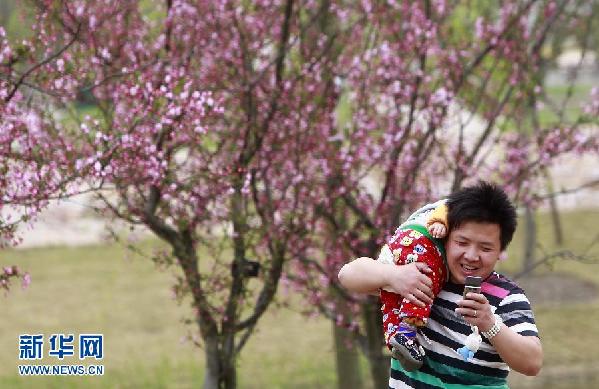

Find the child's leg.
xmin=393 ymin=230 xmax=448 ymax=325
xmin=382 ymin=229 xmax=448 ymax=370
xmin=380 ymin=288 xmax=422 ymax=370
xmin=380 ymin=288 xmax=402 ymax=349
xmin=380 ymin=228 xmax=413 ymax=351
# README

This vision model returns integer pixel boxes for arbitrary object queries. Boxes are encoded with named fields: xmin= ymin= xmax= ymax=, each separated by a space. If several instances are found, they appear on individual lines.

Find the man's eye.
xmin=482 ymin=247 xmax=493 ymax=252
xmin=456 ymin=240 xmax=467 ymax=246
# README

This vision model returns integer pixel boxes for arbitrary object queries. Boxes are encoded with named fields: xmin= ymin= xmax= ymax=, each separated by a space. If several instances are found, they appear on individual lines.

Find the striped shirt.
xmin=389 ymin=272 xmax=539 ymax=388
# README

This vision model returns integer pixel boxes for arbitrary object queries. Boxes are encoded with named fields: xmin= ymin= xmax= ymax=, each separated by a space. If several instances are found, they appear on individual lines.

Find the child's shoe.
xmin=389 ymin=331 xmax=425 ymax=371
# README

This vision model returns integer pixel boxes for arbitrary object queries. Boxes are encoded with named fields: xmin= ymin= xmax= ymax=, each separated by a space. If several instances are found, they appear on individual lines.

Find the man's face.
xmin=445 ymin=221 xmax=502 ymax=284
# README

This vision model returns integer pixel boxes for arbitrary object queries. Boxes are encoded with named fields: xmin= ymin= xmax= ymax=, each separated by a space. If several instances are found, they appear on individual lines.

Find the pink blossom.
xmin=22 ymin=273 xmax=31 ymax=289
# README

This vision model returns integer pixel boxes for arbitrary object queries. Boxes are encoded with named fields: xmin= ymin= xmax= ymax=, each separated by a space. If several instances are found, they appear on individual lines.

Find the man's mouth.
xmin=461 ymin=264 xmax=477 ymax=272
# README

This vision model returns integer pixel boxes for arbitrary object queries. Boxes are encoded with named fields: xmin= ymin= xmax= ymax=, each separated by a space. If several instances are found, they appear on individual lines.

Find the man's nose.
xmin=463 ymin=247 xmax=479 ymax=261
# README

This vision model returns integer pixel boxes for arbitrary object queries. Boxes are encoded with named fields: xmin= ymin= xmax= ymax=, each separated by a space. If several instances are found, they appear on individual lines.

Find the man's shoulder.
xmin=482 ymin=272 xmax=527 ymax=300
xmin=485 ymin=271 xmax=521 ymax=288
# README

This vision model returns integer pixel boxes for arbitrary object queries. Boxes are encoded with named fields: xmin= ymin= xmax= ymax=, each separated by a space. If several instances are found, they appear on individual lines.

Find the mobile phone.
xmin=463 ymin=276 xmax=482 ymax=299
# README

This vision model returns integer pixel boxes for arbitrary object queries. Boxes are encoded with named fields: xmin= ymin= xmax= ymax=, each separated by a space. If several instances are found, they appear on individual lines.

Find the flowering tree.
xmin=284 ymin=0 xmax=599 ymax=386
xmin=0 ymin=1 xmax=347 ymax=388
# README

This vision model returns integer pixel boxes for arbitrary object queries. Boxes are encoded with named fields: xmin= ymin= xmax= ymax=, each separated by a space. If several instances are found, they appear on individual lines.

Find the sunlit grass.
xmin=0 ymin=240 xmax=335 ymax=388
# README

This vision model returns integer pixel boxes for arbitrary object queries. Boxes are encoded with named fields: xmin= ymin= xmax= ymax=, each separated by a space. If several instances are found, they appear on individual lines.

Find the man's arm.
xmin=457 ymin=293 xmax=543 ymax=376
xmin=338 ymin=257 xmax=434 ymax=306
xmin=488 ymin=326 xmax=543 ymax=376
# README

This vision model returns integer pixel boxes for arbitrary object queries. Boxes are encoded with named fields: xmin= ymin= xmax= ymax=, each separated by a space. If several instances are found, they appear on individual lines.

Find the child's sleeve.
xmin=377 ymin=244 xmax=394 ymax=265
xmin=425 ymin=203 xmax=448 ymax=228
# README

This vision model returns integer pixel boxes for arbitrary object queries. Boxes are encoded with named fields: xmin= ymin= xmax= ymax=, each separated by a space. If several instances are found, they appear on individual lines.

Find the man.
xmin=338 ymin=182 xmax=542 ymax=388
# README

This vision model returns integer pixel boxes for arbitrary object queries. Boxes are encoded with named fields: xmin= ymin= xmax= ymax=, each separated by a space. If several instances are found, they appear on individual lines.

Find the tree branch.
xmin=5 ymin=23 xmax=81 ymax=102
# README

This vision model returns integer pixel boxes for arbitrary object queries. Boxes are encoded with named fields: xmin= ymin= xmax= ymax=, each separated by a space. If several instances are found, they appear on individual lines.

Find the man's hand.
xmin=384 ymin=262 xmax=434 ymax=307
xmin=455 ymin=292 xmax=495 ymax=332
xmin=457 ymin=292 xmax=543 ymax=376
xmin=428 ymin=222 xmax=447 ymax=238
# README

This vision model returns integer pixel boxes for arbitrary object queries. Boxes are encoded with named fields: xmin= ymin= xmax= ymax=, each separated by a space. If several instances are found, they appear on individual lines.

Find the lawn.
xmin=0 ymin=242 xmax=336 ymax=388
xmin=1 ymin=209 xmax=598 ymax=388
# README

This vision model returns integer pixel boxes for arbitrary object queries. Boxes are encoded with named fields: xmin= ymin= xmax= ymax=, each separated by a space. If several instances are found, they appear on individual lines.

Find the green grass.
xmin=1 ymin=242 xmax=336 ymax=388
xmin=1 ymin=209 xmax=598 ymax=388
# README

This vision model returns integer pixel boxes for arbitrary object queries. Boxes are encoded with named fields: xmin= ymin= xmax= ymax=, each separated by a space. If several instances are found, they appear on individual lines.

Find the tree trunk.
xmin=544 ymin=170 xmax=564 ymax=245
xmin=362 ymin=296 xmax=389 ymax=388
xmin=221 ymin=354 xmax=237 ymax=389
xmin=202 ymin=335 xmax=237 ymax=389
xmin=203 ymin=336 xmax=221 ymax=389
xmin=548 ymin=195 xmax=563 ymax=246
xmin=333 ymin=292 xmax=363 ymax=389
xmin=168 ymin=238 xmax=237 ymax=389
xmin=522 ymin=206 xmax=537 ymax=275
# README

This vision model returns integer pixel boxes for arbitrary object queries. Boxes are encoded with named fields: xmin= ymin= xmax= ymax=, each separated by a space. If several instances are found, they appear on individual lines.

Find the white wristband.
xmin=481 ymin=314 xmax=503 ymax=339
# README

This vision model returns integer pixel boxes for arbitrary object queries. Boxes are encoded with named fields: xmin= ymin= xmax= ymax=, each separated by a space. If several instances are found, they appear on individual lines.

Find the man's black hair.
xmin=446 ymin=181 xmax=517 ymax=250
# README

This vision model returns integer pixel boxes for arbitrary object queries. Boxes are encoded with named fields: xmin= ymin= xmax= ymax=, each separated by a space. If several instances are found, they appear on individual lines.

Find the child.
xmin=378 ymin=199 xmax=449 ymax=371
